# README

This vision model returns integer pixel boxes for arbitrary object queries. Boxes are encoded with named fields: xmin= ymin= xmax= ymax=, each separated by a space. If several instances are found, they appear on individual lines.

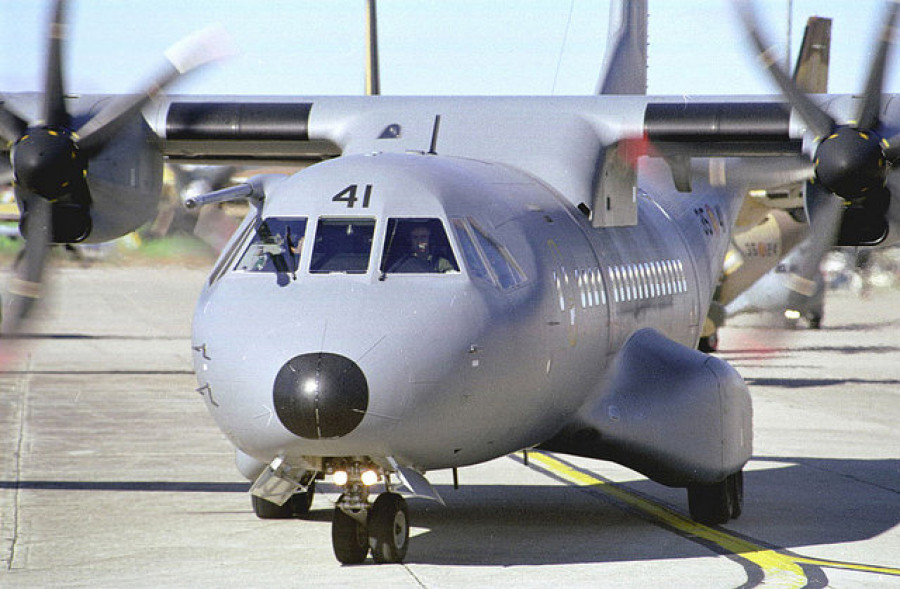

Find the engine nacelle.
xmin=80 ymin=112 xmax=165 ymax=243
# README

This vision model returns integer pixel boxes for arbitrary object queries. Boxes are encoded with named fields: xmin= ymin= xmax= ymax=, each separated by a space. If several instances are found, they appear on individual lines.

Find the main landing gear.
xmin=251 ymin=480 xmax=316 ymax=519
xmin=331 ymin=466 xmax=410 ymax=564
xmin=687 ymin=470 xmax=743 ymax=525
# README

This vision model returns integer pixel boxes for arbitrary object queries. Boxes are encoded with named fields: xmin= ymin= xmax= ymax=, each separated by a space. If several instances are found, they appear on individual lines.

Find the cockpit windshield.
xmin=380 ymin=218 xmax=460 ymax=274
xmin=310 ymin=218 xmax=376 ymax=274
xmin=234 ymin=217 xmax=306 ymax=274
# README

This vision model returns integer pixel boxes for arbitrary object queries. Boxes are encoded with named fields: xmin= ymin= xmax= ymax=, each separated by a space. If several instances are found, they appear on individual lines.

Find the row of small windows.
xmin=555 ymin=258 xmax=687 ymax=313
xmin=576 ymin=267 xmax=607 ymax=309
xmin=608 ymin=259 xmax=687 ymax=303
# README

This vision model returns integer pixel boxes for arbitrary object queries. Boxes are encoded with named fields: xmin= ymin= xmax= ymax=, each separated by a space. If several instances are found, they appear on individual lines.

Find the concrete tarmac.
xmin=1 ymin=265 xmax=898 ymax=587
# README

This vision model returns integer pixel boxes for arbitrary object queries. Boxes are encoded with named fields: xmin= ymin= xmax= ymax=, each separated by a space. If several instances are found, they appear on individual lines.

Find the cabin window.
xmin=380 ymin=218 xmax=460 ymax=274
xmin=310 ymin=218 xmax=375 ymax=274
xmin=234 ymin=217 xmax=307 ymax=275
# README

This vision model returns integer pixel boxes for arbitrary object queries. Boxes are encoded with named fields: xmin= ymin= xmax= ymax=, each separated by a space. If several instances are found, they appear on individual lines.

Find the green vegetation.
xmin=0 ymin=233 xmax=218 ymax=268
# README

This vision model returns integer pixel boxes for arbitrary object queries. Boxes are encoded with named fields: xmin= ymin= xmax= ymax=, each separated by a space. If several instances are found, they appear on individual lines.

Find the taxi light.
xmin=361 ymin=470 xmax=378 ymax=486
xmin=333 ymin=470 xmax=348 ymax=486
xmin=784 ymin=309 xmax=801 ymax=320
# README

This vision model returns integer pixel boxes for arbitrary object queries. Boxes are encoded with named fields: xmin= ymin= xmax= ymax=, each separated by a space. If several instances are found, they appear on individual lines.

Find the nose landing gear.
xmin=331 ymin=466 xmax=410 ymax=564
xmin=368 ymin=492 xmax=410 ymax=563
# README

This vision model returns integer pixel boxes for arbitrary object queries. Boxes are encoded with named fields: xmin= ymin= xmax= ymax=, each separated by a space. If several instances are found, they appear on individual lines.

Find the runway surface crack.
xmin=4 ymin=356 xmax=32 ymax=571
xmin=402 ymin=564 xmax=429 ymax=588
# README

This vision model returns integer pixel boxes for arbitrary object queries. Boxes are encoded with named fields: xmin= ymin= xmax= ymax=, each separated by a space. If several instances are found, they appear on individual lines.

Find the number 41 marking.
xmin=332 ymin=184 xmax=373 ymax=208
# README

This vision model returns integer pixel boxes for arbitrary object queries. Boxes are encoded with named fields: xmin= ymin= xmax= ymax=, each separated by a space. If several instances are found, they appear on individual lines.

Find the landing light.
xmin=302 ymin=378 xmax=317 ymax=395
xmin=333 ymin=470 xmax=348 ymax=486
xmin=361 ymin=470 xmax=379 ymax=486
xmin=784 ymin=309 xmax=801 ymax=320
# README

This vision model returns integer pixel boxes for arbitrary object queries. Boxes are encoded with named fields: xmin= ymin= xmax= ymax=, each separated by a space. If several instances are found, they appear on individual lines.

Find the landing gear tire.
xmin=368 ymin=492 xmax=409 ymax=564
xmin=290 ymin=480 xmax=316 ymax=516
xmin=727 ymin=470 xmax=743 ymax=519
xmin=251 ymin=481 xmax=316 ymax=519
xmin=252 ymin=495 xmax=293 ymax=519
xmin=807 ymin=313 xmax=823 ymax=330
xmin=688 ymin=470 xmax=743 ymax=525
xmin=332 ymin=495 xmax=369 ymax=565
xmin=698 ymin=332 xmax=718 ymax=353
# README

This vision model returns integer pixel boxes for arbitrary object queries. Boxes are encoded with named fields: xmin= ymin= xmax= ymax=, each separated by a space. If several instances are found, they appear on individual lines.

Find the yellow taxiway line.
xmin=526 ymin=450 xmax=900 ymax=588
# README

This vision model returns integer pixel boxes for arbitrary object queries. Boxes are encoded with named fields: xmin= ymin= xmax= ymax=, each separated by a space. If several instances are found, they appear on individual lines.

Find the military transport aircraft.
xmin=2 ymin=0 xmax=899 ymax=565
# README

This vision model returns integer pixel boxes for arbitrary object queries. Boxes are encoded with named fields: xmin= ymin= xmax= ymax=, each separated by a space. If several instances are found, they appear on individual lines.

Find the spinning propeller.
xmin=740 ymin=1 xmax=900 ymax=246
xmin=0 ymin=0 xmax=231 ymax=334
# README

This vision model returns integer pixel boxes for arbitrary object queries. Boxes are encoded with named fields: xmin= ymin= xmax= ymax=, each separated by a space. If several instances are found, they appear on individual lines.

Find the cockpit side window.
xmin=234 ymin=217 xmax=306 ymax=275
xmin=468 ymin=219 xmax=527 ymax=289
xmin=380 ymin=218 xmax=460 ymax=274
xmin=210 ymin=217 xmax=255 ymax=284
xmin=450 ymin=218 xmax=491 ymax=282
xmin=310 ymin=218 xmax=375 ymax=274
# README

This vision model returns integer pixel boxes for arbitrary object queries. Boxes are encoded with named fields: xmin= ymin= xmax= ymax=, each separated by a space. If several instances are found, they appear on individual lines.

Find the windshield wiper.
xmin=285 ymin=225 xmax=297 ymax=280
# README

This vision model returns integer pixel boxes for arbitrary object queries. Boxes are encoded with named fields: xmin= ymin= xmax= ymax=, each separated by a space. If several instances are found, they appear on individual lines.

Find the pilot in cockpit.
xmin=390 ymin=223 xmax=456 ymax=273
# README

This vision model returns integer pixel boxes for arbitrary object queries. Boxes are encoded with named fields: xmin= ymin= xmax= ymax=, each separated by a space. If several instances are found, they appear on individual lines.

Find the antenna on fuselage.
xmin=365 ymin=0 xmax=381 ymax=96
xmin=428 ymin=114 xmax=442 ymax=154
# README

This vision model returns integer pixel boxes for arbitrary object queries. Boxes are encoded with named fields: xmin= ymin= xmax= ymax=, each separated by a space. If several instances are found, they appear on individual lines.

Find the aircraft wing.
xmin=143 ymin=94 xmax=809 ymax=228
xmin=2 ymin=89 xmax=894 ymax=242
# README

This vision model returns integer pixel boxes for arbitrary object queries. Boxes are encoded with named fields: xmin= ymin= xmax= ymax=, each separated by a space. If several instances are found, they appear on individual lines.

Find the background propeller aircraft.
xmin=1 ymin=0 xmax=899 ymax=565
xmin=701 ymin=14 xmax=833 ymax=349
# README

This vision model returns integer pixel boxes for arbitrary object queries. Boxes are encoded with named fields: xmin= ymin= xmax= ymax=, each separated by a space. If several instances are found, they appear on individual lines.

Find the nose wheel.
xmin=332 ymin=491 xmax=410 ymax=564
xmin=368 ymin=492 xmax=410 ymax=563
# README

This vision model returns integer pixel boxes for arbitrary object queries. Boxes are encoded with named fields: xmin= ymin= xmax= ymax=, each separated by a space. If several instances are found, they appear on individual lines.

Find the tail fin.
xmin=595 ymin=0 xmax=648 ymax=95
xmin=792 ymin=16 xmax=831 ymax=93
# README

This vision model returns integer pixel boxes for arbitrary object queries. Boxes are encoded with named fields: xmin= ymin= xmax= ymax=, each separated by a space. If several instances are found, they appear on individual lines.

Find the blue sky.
xmin=0 ymin=1 xmax=895 ymax=97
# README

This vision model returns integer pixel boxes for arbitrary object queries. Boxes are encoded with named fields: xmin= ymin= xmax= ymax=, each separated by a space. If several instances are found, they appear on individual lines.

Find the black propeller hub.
xmin=12 ymin=126 xmax=87 ymax=201
xmin=813 ymin=126 xmax=887 ymax=200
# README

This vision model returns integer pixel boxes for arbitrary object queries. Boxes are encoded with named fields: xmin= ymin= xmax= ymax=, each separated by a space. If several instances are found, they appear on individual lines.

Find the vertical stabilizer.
xmin=595 ymin=0 xmax=648 ymax=95
xmin=792 ymin=16 xmax=831 ymax=93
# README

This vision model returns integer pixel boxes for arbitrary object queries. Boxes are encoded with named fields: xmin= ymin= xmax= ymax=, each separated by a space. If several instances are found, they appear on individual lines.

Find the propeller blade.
xmin=77 ymin=25 xmax=234 ymax=155
xmin=856 ymin=1 xmax=900 ymax=131
xmin=0 ymin=104 xmax=28 ymax=145
xmin=883 ymin=131 xmax=900 ymax=161
xmin=737 ymin=2 xmax=835 ymax=139
xmin=3 ymin=194 xmax=52 ymax=335
xmin=41 ymin=0 xmax=70 ymax=129
xmin=0 ymin=161 xmax=12 ymax=185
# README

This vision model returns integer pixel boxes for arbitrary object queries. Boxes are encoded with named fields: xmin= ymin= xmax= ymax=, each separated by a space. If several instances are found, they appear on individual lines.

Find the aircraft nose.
xmin=273 ymin=353 xmax=369 ymax=439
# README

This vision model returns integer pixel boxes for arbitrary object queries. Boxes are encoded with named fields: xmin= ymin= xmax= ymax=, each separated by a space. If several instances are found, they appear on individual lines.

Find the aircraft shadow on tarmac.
xmin=2 ymin=457 xmax=896 ymax=567
xmin=724 ymin=344 xmax=900 ymax=356
xmin=743 ymin=376 xmax=900 ymax=388
xmin=0 ymin=481 xmax=250 ymax=493
xmin=348 ymin=457 xmax=897 ymax=566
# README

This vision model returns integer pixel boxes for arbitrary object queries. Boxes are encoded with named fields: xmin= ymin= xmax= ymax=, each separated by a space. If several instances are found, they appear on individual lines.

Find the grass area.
xmin=121 ymin=234 xmax=218 ymax=264
xmin=0 ymin=233 xmax=219 ymax=268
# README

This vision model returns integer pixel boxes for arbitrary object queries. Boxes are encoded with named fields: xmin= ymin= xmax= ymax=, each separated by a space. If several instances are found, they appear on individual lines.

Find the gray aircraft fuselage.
xmin=191 ymin=151 xmax=748 ymax=485
xmin=6 ymin=0 xmax=900 ymax=565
